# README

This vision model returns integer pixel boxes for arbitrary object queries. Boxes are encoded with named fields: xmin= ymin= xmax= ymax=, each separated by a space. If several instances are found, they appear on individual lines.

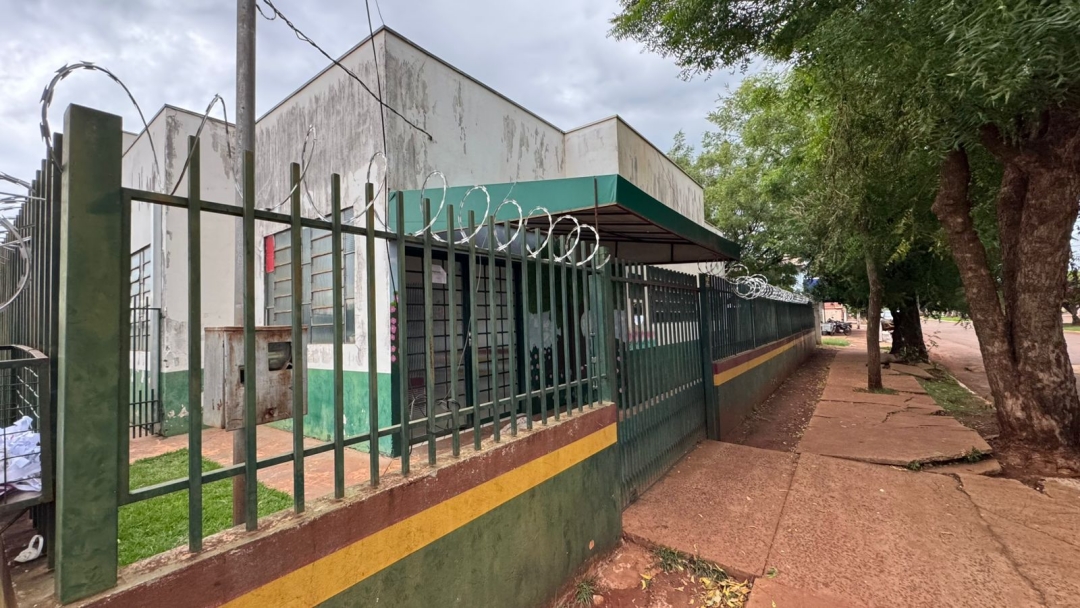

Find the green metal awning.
xmin=393 ymin=174 xmax=740 ymax=264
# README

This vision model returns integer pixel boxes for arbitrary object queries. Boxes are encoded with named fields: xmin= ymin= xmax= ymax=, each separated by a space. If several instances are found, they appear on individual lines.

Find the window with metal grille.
xmin=130 ymin=246 xmax=152 ymax=307
xmin=264 ymin=209 xmax=355 ymax=343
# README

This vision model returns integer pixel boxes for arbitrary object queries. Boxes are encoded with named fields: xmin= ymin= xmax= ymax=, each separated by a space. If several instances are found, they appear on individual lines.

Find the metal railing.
xmin=115 ymin=139 xmax=612 ymax=546
xmin=0 ymin=346 xmax=52 ymax=516
xmin=703 ymin=274 xmax=815 ymax=361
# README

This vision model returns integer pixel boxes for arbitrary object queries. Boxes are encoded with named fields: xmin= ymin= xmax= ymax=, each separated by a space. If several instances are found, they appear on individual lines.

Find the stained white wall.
xmin=122 ymin=107 xmax=238 ymax=373
xmin=615 ymin=119 xmax=704 ymax=223
xmin=383 ymin=32 xmax=566 ymax=191
xmin=564 ymin=119 xmax=619 ymax=178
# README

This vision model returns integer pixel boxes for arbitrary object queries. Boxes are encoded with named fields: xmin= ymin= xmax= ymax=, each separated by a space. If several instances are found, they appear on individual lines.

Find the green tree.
xmin=613 ymin=0 xmax=1080 ymax=451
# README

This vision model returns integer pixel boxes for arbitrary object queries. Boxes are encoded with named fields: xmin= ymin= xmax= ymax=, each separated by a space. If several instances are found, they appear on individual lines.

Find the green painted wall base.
xmin=323 ymin=445 xmax=621 ymax=607
xmin=271 ymin=368 xmax=394 ymax=455
xmin=715 ymin=333 xmax=816 ymax=440
xmin=159 ymin=368 xmax=394 ymax=454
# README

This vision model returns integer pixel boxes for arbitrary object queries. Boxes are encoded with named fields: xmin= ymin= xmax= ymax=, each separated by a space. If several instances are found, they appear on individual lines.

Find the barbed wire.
xmin=698 ymin=260 xmax=810 ymax=304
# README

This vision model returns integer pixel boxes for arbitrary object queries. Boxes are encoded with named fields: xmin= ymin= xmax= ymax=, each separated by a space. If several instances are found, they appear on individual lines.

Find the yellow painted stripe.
xmin=714 ymin=338 xmax=801 ymax=386
xmin=223 ymin=423 xmax=618 ymax=608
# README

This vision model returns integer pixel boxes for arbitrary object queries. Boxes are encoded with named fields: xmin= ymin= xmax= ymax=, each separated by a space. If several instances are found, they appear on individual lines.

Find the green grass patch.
xmin=573 ymin=576 xmax=599 ymax=605
xmin=938 ymin=315 xmax=965 ymax=323
xmin=917 ymin=373 xmax=987 ymax=415
xmin=119 ymin=449 xmax=291 ymax=566
xmin=1064 ymin=324 xmax=1080 ymax=332
xmin=822 ymin=337 xmax=850 ymax=347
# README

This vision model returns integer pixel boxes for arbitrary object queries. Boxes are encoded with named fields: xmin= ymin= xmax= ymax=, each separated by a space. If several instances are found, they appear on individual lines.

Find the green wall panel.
xmin=715 ymin=335 xmax=814 ymax=440
xmin=320 ymin=445 xmax=621 ymax=608
xmin=272 ymin=369 xmax=394 ymax=455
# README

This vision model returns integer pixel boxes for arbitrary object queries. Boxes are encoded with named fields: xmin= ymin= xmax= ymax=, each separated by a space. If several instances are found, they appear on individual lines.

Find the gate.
xmin=612 ymin=263 xmax=707 ymax=506
xmin=129 ymin=304 xmax=162 ymax=437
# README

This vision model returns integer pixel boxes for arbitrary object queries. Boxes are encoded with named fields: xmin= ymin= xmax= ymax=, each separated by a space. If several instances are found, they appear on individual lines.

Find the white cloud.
xmin=0 ymin=0 xmax=749 ymax=182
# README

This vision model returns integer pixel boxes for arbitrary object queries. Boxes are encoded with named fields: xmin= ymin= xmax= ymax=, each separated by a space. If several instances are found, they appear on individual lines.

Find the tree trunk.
xmin=1068 ymin=304 xmax=1080 ymax=326
xmin=890 ymin=298 xmax=928 ymax=362
xmin=864 ymin=246 xmax=883 ymax=390
xmin=933 ymin=136 xmax=1080 ymax=451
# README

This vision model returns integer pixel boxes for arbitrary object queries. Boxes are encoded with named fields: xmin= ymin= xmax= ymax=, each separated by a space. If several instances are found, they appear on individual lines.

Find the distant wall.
xmin=710 ymin=330 xmax=816 ymax=439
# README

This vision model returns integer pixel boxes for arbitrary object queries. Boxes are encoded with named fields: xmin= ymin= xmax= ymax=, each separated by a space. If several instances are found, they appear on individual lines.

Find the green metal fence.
xmin=0 ymin=133 xmax=60 ymax=569
xmin=614 ymin=271 xmax=816 ymax=507
xmin=613 ymin=264 xmax=706 ymax=506
xmin=703 ymin=274 xmax=816 ymax=361
xmin=47 ymin=105 xmax=815 ymax=602
xmin=51 ymin=106 xmax=615 ymax=602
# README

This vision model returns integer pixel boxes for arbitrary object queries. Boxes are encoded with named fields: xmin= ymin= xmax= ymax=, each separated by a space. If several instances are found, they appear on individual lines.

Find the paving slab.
xmin=746 ymin=578 xmax=865 ymax=608
xmin=820 ymin=386 xmax=920 ymax=407
xmin=955 ymin=474 xmax=1080 ymax=606
xmin=766 ymin=453 xmax=1044 ymax=608
xmin=799 ymin=402 xmax=990 ymax=465
xmin=881 ymin=373 xmax=927 ymax=394
xmin=623 ymin=442 xmax=797 ymax=578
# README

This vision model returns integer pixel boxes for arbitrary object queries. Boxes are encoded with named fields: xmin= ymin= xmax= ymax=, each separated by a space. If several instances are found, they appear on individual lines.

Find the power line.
xmin=255 ymin=0 xmax=433 ymax=141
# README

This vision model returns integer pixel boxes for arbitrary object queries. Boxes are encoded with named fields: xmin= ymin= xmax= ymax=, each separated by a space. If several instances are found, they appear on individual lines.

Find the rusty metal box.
xmin=203 ymin=326 xmax=306 ymax=430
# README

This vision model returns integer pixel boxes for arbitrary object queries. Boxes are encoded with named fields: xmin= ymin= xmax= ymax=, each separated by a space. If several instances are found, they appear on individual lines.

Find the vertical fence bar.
xmin=395 ymin=193 xmax=410 ymax=475
xmin=186 ymin=136 xmax=204 ymax=551
xmin=331 ymin=174 xmax=345 ymax=498
xmin=422 ymin=200 xmax=437 ymax=464
xmin=570 ymin=247 xmax=584 ymax=412
xmin=486 ymin=214 xmax=496 ymax=442
xmin=559 ymin=238 xmax=572 ymax=414
xmin=55 ymin=106 xmax=123 ymax=602
xmin=467 ymin=212 xmax=481 ymax=449
xmin=534 ymin=229 xmax=547 ymax=423
xmin=502 ymin=219 xmax=518 ymax=435
xmin=242 ymin=150 xmax=258 ymax=531
xmin=365 ymin=183 xmax=380 ymax=485
xmin=548 ymin=237 xmax=560 ymax=420
xmin=581 ymin=248 xmax=595 ymax=407
xmin=289 ymin=163 xmax=306 ymax=510
xmin=521 ymin=232 xmax=533 ymax=431
xmin=447 ymin=206 xmax=460 ymax=456
xmin=487 ymin=215 xmax=500 ymax=441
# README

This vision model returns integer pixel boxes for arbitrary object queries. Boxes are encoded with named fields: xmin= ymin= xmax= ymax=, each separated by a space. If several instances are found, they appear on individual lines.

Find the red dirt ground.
xmin=725 ymin=348 xmax=836 ymax=452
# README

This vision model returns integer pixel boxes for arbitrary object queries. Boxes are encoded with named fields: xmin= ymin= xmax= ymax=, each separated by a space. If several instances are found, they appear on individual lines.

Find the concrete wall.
xmin=614 ymin=119 xmax=704 ymax=224
xmin=121 ymin=107 xmax=239 ymax=435
xmin=382 ymin=32 xmax=566 ymax=190
xmin=564 ymin=119 xmax=620 ymax=178
xmin=709 ymin=330 xmax=817 ymax=440
xmin=80 ymin=404 xmax=620 ymax=608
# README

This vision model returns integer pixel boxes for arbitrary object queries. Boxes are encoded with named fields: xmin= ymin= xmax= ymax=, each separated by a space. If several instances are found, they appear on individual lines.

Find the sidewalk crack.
xmin=760 ymin=453 xmax=801 ymax=578
xmin=949 ymin=474 xmax=1050 ymax=607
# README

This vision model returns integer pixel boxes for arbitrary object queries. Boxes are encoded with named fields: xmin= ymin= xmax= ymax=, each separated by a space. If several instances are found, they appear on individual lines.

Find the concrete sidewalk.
xmin=623 ymin=348 xmax=1080 ymax=607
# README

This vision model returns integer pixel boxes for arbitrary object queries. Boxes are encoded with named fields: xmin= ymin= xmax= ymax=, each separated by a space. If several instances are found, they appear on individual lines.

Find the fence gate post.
xmin=698 ymin=275 xmax=719 ymax=440
xmin=54 ymin=105 xmax=124 ymax=602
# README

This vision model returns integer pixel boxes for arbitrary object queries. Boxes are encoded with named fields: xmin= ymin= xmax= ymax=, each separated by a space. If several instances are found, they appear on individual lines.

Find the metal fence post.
xmin=597 ymin=248 xmax=617 ymax=404
xmin=698 ymin=275 xmax=719 ymax=440
xmin=54 ymin=105 xmax=124 ymax=602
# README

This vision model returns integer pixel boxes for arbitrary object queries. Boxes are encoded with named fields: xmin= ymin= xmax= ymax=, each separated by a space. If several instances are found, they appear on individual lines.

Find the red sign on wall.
xmin=265 ymin=235 xmax=275 ymax=273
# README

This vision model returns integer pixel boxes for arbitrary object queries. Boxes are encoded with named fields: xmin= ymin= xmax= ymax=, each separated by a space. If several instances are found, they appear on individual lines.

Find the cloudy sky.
xmin=0 ymin=0 xmax=752 ymax=184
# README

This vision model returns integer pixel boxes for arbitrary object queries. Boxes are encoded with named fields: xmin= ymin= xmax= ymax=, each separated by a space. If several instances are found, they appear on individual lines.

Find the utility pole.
xmin=233 ymin=0 xmax=256 ymax=526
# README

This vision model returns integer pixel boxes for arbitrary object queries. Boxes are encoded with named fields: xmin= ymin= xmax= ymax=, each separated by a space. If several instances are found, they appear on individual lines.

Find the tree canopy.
xmin=614 ymin=0 xmax=1080 ymax=450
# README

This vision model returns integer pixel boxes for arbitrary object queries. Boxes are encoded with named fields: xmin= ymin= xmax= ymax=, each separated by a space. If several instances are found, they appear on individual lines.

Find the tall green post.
xmin=55 ymin=105 xmax=124 ymax=602
xmin=698 ymin=275 xmax=720 ymax=440
xmin=596 ymin=248 xmax=617 ymax=404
